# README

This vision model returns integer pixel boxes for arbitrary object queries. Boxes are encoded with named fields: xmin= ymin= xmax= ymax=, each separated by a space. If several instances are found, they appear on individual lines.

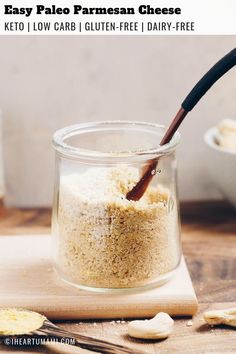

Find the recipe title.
xmin=4 ymin=5 xmax=182 ymax=17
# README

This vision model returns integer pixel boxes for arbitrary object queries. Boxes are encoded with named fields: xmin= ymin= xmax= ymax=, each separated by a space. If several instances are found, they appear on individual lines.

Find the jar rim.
xmin=52 ymin=120 xmax=181 ymax=162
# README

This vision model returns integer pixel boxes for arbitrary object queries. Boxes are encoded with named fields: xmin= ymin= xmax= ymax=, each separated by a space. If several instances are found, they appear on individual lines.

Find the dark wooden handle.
xmin=126 ymin=48 xmax=236 ymax=201
xmin=182 ymin=48 xmax=236 ymax=112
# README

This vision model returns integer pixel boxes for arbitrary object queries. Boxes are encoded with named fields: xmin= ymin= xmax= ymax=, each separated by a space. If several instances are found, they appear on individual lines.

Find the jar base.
xmin=55 ymin=264 xmax=180 ymax=294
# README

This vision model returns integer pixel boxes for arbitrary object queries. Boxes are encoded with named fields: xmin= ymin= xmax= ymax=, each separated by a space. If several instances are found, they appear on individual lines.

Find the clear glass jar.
xmin=52 ymin=121 xmax=181 ymax=292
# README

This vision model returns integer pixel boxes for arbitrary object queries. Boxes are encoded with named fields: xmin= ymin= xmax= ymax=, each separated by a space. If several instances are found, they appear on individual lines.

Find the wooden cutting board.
xmin=0 ymin=235 xmax=198 ymax=319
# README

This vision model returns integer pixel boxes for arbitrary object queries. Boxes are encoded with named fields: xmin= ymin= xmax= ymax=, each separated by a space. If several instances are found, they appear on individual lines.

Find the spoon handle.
xmin=182 ymin=48 xmax=236 ymax=112
xmin=126 ymin=48 xmax=236 ymax=201
xmin=38 ymin=321 xmax=146 ymax=354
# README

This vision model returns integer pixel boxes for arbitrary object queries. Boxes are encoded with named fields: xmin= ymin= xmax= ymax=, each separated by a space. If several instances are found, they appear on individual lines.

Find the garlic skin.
xmin=128 ymin=312 xmax=174 ymax=339
xmin=204 ymin=308 xmax=236 ymax=327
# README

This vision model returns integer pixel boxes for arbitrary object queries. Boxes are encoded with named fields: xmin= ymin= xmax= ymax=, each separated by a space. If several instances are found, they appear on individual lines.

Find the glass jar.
xmin=52 ymin=121 xmax=181 ymax=292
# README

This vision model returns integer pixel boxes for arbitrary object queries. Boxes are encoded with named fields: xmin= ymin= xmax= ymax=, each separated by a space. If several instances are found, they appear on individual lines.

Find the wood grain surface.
xmin=0 ymin=235 xmax=198 ymax=318
xmin=0 ymin=201 xmax=235 ymax=354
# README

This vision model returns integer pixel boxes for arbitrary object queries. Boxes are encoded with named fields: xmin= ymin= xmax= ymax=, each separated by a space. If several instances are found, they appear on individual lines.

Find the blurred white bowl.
xmin=204 ymin=127 xmax=236 ymax=208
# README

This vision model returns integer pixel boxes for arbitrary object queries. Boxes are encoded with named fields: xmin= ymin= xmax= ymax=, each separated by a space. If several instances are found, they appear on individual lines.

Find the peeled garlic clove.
xmin=218 ymin=119 xmax=236 ymax=135
xmin=128 ymin=312 xmax=174 ymax=339
xmin=204 ymin=308 xmax=236 ymax=327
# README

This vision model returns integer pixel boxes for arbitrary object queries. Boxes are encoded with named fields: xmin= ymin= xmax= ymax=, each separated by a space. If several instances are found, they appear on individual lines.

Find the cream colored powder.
xmin=217 ymin=119 xmax=236 ymax=152
xmin=0 ymin=308 xmax=45 ymax=335
xmin=56 ymin=166 xmax=180 ymax=288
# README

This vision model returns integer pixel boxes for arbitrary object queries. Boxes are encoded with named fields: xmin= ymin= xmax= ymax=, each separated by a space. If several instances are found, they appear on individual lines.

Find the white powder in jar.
xmin=56 ymin=166 xmax=180 ymax=288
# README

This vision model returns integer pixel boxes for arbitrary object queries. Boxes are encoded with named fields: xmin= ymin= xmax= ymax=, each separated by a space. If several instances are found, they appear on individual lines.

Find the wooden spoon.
xmin=126 ymin=48 xmax=236 ymax=201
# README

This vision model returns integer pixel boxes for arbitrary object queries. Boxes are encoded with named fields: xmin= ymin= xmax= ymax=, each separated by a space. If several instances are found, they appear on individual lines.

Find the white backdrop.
xmin=0 ymin=35 xmax=235 ymax=206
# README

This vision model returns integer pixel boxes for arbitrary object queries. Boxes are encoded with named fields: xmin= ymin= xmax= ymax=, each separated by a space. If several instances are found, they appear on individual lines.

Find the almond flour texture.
xmin=55 ymin=166 xmax=180 ymax=289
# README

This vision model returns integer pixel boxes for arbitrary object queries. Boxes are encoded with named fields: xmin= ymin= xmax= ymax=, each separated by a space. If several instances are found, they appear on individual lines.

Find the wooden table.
xmin=0 ymin=202 xmax=235 ymax=353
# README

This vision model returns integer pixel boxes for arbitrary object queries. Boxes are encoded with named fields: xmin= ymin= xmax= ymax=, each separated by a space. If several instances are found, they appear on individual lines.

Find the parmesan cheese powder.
xmin=55 ymin=166 xmax=180 ymax=289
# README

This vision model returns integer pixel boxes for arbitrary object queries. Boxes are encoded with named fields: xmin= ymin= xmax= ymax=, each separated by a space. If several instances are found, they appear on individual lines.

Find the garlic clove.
xmin=204 ymin=308 xmax=236 ymax=327
xmin=218 ymin=119 xmax=236 ymax=135
xmin=128 ymin=312 xmax=174 ymax=339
